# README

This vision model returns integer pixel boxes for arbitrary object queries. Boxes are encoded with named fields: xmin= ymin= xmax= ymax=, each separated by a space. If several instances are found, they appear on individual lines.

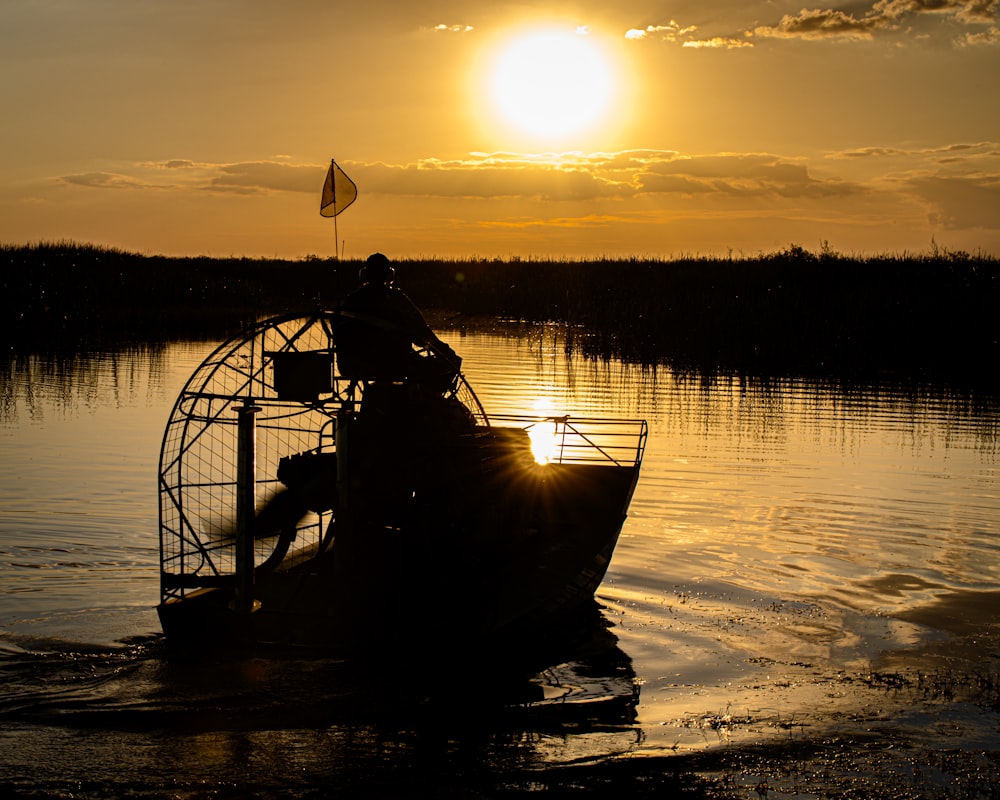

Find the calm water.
xmin=2 ymin=324 xmax=999 ymax=797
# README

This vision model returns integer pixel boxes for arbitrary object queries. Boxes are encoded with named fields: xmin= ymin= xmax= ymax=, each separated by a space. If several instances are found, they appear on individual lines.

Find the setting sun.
xmin=487 ymin=28 xmax=616 ymax=140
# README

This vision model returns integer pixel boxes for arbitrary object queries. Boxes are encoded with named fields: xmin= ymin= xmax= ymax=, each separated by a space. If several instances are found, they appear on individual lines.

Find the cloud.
xmin=432 ymin=23 xmax=473 ymax=34
xmin=821 ymin=141 xmax=1000 ymax=229
xmin=478 ymin=213 xmax=623 ymax=231
xmin=208 ymin=162 xmax=321 ymax=194
xmin=59 ymin=151 xmax=863 ymax=204
xmin=751 ymin=0 xmax=999 ymax=42
xmin=907 ymin=174 xmax=1000 ymax=228
xmin=637 ymin=153 xmax=859 ymax=198
xmin=960 ymin=23 xmax=1000 ymax=42
xmin=66 ymin=160 xmax=326 ymax=195
xmin=828 ymin=147 xmax=910 ymax=159
xmin=330 ymin=151 xmax=861 ymax=203
xmin=59 ymin=172 xmax=154 ymax=190
xmin=629 ymin=2 xmax=998 ymax=46
xmin=682 ymin=36 xmax=754 ymax=49
xmin=351 ymin=157 xmax=635 ymax=202
xmin=57 ymin=146 xmax=997 ymax=231
xmin=827 ymin=141 xmax=1000 ymax=159
xmin=625 ymin=21 xmax=698 ymax=41
xmin=623 ymin=20 xmax=753 ymax=49
xmin=875 ymin=0 xmax=1000 ymax=24
xmin=752 ymin=8 xmax=890 ymax=41
xmin=155 ymin=160 xmax=200 ymax=170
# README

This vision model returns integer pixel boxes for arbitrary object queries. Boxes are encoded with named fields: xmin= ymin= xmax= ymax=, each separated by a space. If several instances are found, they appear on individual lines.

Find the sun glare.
xmin=487 ymin=28 xmax=616 ymax=141
xmin=528 ymin=398 xmax=559 ymax=465
xmin=529 ymin=420 xmax=559 ymax=465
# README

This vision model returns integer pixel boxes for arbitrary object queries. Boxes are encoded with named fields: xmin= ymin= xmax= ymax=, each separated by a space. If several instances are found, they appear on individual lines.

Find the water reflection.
xmin=2 ymin=321 xmax=1000 ymax=785
xmin=2 ymin=345 xmax=189 ymax=425
xmin=0 ymin=605 xmax=641 ymax=789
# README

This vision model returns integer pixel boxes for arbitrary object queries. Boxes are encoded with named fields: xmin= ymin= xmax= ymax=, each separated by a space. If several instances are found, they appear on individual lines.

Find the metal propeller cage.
xmin=157 ymin=310 xmax=486 ymax=603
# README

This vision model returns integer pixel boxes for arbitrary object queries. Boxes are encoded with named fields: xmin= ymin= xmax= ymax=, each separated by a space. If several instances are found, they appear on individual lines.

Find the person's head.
xmin=361 ymin=253 xmax=395 ymax=285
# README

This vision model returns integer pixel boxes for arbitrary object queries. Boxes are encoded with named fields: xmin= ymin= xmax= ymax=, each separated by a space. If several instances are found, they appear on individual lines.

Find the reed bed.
xmin=3 ymin=241 xmax=998 ymax=389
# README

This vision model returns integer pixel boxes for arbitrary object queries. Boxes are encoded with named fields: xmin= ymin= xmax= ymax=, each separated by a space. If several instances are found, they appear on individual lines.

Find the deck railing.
xmin=488 ymin=414 xmax=648 ymax=468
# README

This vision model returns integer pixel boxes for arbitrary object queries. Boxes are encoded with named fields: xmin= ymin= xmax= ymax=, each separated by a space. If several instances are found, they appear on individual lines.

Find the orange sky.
xmin=2 ymin=1 xmax=998 ymax=259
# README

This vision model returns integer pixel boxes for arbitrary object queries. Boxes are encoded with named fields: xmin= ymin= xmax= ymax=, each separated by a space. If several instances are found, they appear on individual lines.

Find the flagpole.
xmin=334 ymin=209 xmax=340 ymax=261
xmin=332 ymin=159 xmax=340 ymax=261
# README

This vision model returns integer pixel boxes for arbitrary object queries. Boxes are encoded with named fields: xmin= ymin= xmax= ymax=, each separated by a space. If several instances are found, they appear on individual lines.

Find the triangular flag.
xmin=320 ymin=159 xmax=358 ymax=217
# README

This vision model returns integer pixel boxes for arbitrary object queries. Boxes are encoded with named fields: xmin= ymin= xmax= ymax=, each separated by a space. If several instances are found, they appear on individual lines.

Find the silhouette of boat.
xmin=156 ymin=311 xmax=646 ymax=653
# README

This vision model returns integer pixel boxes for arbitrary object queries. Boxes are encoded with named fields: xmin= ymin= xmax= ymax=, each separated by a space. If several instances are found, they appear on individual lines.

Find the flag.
xmin=319 ymin=159 xmax=358 ymax=217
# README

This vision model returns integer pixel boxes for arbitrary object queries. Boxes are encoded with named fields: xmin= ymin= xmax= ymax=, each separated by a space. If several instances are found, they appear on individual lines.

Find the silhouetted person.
xmin=337 ymin=252 xmax=459 ymax=388
xmin=335 ymin=253 xmax=471 ymax=532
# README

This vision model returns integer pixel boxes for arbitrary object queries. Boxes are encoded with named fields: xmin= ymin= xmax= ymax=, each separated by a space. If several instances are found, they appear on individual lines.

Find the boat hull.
xmin=158 ymin=459 xmax=639 ymax=653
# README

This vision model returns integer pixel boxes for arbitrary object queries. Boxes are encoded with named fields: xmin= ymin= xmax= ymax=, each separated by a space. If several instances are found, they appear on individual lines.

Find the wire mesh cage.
xmin=158 ymin=309 xmax=490 ymax=600
xmin=158 ymin=312 xmax=347 ymax=601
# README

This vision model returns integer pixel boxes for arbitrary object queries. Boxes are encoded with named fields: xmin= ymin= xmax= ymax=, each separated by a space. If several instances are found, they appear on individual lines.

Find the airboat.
xmin=156 ymin=310 xmax=647 ymax=653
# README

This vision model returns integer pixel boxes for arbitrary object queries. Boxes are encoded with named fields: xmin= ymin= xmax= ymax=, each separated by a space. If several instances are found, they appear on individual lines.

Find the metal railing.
xmin=488 ymin=414 xmax=648 ymax=468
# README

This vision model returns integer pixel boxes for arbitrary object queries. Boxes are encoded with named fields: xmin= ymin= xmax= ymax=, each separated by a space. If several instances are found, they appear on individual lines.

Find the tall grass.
xmin=3 ymin=241 xmax=998 ymax=388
